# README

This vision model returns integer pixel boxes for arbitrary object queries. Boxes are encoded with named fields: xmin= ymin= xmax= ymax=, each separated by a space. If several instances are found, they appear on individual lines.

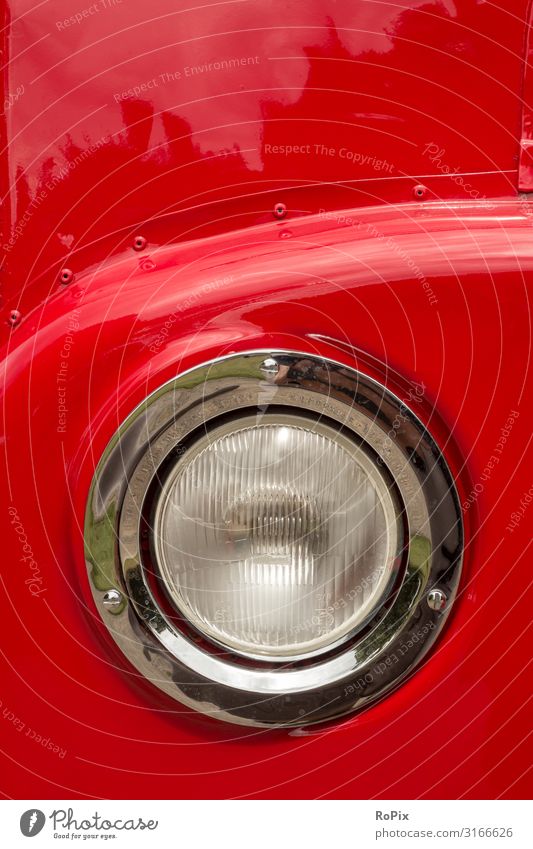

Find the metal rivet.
xmin=413 ymin=184 xmax=427 ymax=200
xmin=103 ymin=590 xmax=123 ymax=609
xmin=260 ymin=357 xmax=279 ymax=379
xmin=7 ymin=309 xmax=21 ymax=327
xmin=427 ymin=589 xmax=447 ymax=611
xmin=273 ymin=202 xmax=287 ymax=219
xmin=60 ymin=268 xmax=73 ymax=285
xmin=133 ymin=235 xmax=147 ymax=251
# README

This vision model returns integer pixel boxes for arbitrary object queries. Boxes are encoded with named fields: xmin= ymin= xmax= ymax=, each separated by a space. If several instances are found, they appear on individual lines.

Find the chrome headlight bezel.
xmin=85 ymin=351 xmax=463 ymax=727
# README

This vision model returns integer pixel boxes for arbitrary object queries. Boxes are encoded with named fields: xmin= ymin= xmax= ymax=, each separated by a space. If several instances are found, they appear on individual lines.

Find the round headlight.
xmin=85 ymin=351 xmax=463 ymax=727
xmin=153 ymin=415 xmax=402 ymax=659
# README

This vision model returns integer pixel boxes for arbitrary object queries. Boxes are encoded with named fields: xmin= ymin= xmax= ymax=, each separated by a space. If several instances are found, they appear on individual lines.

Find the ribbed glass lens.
xmin=152 ymin=416 xmax=400 ymax=658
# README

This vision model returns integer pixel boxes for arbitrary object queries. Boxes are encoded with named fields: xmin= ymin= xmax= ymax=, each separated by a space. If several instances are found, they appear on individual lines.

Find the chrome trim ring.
xmin=84 ymin=351 xmax=463 ymax=727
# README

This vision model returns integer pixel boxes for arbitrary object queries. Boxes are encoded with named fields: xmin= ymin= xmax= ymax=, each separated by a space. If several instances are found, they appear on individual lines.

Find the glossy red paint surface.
xmin=2 ymin=199 xmax=532 ymax=798
xmin=0 ymin=0 xmax=530 ymax=321
xmin=518 ymin=2 xmax=533 ymax=190
xmin=1 ymin=1 xmax=532 ymax=800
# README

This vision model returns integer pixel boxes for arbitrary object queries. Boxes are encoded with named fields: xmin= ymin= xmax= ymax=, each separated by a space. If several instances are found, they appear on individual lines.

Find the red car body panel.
xmin=0 ymin=0 xmax=529 ymax=316
xmin=1 ymin=1 xmax=531 ymax=799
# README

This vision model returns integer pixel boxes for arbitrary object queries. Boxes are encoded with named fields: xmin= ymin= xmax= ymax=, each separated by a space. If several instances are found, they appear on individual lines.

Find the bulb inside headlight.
xmin=152 ymin=414 xmax=401 ymax=659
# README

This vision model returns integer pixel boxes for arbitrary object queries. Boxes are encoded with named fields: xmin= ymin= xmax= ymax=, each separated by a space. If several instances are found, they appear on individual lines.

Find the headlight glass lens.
xmin=153 ymin=415 xmax=401 ymax=658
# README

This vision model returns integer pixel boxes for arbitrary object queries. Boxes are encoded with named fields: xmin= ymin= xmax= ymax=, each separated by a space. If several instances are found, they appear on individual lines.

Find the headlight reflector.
xmin=153 ymin=415 xmax=401 ymax=658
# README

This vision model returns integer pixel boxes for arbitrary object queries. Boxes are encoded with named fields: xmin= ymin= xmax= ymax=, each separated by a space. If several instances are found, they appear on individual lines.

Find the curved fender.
xmin=1 ymin=199 xmax=531 ymax=798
